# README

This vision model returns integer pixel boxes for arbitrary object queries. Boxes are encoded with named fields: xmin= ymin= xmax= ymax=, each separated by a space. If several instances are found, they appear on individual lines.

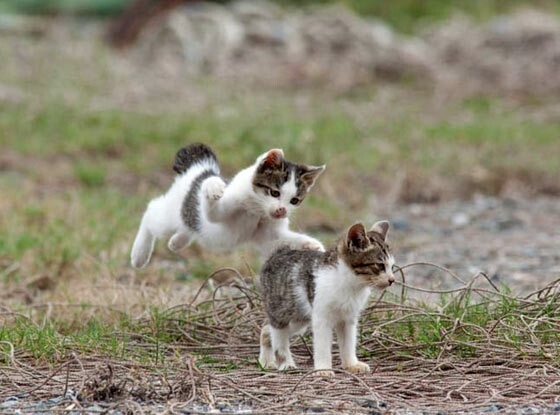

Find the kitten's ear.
xmin=300 ymin=165 xmax=326 ymax=188
xmin=347 ymin=223 xmax=368 ymax=251
xmin=370 ymin=220 xmax=390 ymax=241
xmin=257 ymin=149 xmax=284 ymax=169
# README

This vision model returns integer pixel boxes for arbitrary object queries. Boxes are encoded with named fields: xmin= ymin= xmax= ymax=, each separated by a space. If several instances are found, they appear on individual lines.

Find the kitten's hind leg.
xmin=168 ymin=232 xmax=190 ymax=253
xmin=131 ymin=197 xmax=166 ymax=269
xmin=258 ymin=324 xmax=277 ymax=369
xmin=131 ymin=222 xmax=155 ymax=269
xmin=271 ymin=326 xmax=296 ymax=371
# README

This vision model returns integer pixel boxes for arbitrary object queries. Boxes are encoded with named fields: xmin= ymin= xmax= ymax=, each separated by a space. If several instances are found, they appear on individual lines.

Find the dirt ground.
xmin=384 ymin=195 xmax=560 ymax=295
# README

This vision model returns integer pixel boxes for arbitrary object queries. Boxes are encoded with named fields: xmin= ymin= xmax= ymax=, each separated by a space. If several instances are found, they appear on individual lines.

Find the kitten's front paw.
xmin=278 ymin=360 xmax=297 ymax=371
xmin=301 ymin=239 xmax=325 ymax=252
xmin=313 ymin=369 xmax=335 ymax=378
xmin=344 ymin=362 xmax=370 ymax=374
xmin=258 ymin=355 xmax=277 ymax=370
xmin=204 ymin=177 xmax=226 ymax=201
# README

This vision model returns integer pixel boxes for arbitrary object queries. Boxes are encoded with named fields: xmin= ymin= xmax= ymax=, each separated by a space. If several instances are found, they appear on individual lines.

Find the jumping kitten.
xmin=259 ymin=221 xmax=394 ymax=377
xmin=131 ymin=143 xmax=325 ymax=268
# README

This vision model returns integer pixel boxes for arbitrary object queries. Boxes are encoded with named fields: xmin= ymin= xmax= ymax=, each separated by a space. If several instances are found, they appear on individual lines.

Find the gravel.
xmin=379 ymin=195 xmax=559 ymax=295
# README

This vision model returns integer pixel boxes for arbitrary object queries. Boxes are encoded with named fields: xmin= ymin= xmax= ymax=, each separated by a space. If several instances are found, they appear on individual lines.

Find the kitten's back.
xmin=260 ymin=247 xmax=324 ymax=328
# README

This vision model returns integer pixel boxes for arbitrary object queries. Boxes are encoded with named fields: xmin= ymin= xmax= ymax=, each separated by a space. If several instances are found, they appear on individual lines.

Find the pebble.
xmin=485 ymin=404 xmax=505 ymax=412
xmin=0 ymin=397 xmax=19 ymax=408
xmin=358 ymin=399 xmax=379 ymax=408
xmin=451 ymin=213 xmax=470 ymax=227
xmin=392 ymin=217 xmax=411 ymax=231
xmin=521 ymin=406 xmax=541 ymax=414
xmin=5 ymin=398 xmax=560 ymax=414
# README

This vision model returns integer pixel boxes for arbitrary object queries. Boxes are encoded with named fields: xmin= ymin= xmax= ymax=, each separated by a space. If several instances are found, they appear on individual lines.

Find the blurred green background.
xmin=2 ymin=0 xmax=560 ymax=31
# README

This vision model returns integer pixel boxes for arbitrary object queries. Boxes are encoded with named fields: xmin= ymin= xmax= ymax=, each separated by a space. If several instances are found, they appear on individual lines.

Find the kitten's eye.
xmin=290 ymin=197 xmax=300 ymax=205
xmin=269 ymin=189 xmax=280 ymax=198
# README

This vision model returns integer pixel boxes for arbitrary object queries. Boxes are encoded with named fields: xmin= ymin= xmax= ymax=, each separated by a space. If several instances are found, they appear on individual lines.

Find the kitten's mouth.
xmin=365 ymin=278 xmax=393 ymax=289
xmin=271 ymin=211 xmax=287 ymax=219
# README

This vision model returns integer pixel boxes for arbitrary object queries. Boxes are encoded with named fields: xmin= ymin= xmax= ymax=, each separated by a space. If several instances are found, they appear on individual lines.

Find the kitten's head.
xmin=340 ymin=221 xmax=395 ymax=289
xmin=251 ymin=149 xmax=325 ymax=220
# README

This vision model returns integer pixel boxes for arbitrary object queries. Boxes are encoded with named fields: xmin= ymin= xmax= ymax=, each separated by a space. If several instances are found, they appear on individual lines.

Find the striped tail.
xmin=173 ymin=143 xmax=219 ymax=175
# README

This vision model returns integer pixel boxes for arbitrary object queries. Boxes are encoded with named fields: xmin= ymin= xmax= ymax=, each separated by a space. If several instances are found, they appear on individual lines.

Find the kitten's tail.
xmin=173 ymin=143 xmax=220 ymax=175
xmin=130 ymin=217 xmax=155 ymax=269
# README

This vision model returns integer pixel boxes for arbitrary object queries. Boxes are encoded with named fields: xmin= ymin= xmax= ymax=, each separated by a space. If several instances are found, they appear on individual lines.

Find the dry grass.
xmin=2 ymin=263 xmax=560 ymax=412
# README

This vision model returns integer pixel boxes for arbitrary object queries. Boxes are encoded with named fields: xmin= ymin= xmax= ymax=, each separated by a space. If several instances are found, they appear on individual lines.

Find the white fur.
xmin=311 ymin=259 xmax=372 ymax=371
xmin=259 ymin=257 xmax=393 ymax=373
xmin=258 ymin=324 xmax=276 ymax=369
xmin=130 ymin=151 xmax=324 ymax=268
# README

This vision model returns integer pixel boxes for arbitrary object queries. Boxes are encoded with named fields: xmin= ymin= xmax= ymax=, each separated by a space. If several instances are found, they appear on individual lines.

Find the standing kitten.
xmin=131 ymin=143 xmax=325 ymax=268
xmin=259 ymin=221 xmax=394 ymax=376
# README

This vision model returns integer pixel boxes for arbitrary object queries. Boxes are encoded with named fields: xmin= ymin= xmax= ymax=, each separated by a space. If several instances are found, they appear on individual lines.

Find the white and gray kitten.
xmin=259 ymin=221 xmax=395 ymax=376
xmin=131 ymin=143 xmax=325 ymax=268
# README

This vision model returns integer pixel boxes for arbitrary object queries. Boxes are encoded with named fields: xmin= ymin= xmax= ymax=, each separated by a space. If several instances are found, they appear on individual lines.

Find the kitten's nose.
xmin=388 ymin=275 xmax=395 ymax=285
xmin=272 ymin=207 xmax=287 ymax=219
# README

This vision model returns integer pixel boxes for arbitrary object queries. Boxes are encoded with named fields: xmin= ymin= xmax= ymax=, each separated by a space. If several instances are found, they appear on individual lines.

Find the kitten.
xmin=131 ymin=143 xmax=325 ymax=268
xmin=258 ymin=221 xmax=394 ymax=377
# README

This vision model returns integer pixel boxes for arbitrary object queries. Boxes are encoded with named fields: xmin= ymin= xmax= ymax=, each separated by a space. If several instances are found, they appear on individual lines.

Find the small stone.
xmin=521 ymin=406 xmax=540 ymax=414
xmin=485 ymin=404 xmax=505 ymax=412
xmin=65 ymin=389 xmax=78 ymax=399
xmin=452 ymin=213 xmax=470 ymax=227
xmin=495 ymin=218 xmax=522 ymax=231
xmin=0 ymin=398 xmax=18 ymax=408
xmin=359 ymin=399 xmax=378 ymax=408
xmin=392 ymin=217 xmax=410 ymax=231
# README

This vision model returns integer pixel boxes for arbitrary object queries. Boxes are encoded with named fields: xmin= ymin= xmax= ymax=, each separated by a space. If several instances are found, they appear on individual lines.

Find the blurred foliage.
xmin=1 ymin=0 xmax=559 ymax=32
xmin=0 ymin=0 xmax=129 ymax=16
xmin=287 ymin=0 xmax=560 ymax=32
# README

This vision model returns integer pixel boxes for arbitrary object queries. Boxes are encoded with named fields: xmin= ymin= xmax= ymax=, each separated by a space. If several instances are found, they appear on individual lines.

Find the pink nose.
xmin=272 ymin=208 xmax=287 ymax=218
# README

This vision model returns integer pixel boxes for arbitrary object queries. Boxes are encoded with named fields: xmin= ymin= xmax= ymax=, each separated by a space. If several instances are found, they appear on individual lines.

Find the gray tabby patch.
xmin=181 ymin=170 xmax=217 ymax=231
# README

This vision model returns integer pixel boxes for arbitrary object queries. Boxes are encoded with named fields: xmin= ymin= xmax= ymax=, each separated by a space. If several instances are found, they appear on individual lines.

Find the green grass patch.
xmin=3 ymin=283 xmax=560 ymax=366
xmin=2 ymin=93 xmax=560 ymax=288
xmin=0 ymin=0 xmax=128 ymax=16
xmin=74 ymin=163 xmax=107 ymax=187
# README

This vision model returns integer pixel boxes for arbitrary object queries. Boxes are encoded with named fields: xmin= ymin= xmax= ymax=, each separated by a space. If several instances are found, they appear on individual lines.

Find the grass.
xmin=0 ymin=0 xmax=128 ymax=16
xmin=2 ymin=94 xmax=559 ymax=307
xmin=331 ymin=0 xmax=560 ymax=33
xmin=3 ymin=278 xmax=560 ymax=367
